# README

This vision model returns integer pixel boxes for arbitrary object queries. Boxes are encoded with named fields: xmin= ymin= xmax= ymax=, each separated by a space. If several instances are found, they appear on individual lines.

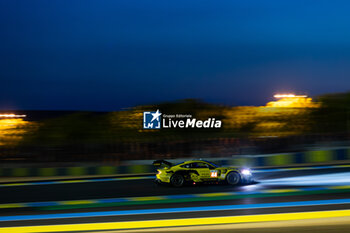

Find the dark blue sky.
xmin=1 ymin=0 xmax=350 ymax=111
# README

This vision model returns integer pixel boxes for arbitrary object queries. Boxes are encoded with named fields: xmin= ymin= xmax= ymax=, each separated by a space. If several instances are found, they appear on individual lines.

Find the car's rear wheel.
xmin=226 ymin=172 xmax=241 ymax=185
xmin=170 ymin=173 xmax=185 ymax=187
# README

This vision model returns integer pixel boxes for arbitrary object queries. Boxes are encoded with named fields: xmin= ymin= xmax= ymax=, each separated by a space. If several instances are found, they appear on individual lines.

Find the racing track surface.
xmin=0 ymin=165 xmax=350 ymax=232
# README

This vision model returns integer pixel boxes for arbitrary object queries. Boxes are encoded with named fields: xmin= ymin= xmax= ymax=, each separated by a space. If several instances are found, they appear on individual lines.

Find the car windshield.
xmin=203 ymin=160 xmax=219 ymax=168
xmin=174 ymin=162 xmax=185 ymax=166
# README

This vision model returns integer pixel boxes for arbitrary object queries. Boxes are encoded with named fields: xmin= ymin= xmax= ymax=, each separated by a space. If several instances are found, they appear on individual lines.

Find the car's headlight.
xmin=241 ymin=169 xmax=251 ymax=176
xmin=157 ymin=170 xmax=162 ymax=175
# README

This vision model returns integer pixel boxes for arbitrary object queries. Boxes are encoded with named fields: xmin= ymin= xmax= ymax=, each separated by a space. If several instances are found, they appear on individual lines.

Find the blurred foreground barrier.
xmin=0 ymin=165 xmax=155 ymax=177
xmin=0 ymin=148 xmax=349 ymax=177
xmin=251 ymin=148 xmax=350 ymax=167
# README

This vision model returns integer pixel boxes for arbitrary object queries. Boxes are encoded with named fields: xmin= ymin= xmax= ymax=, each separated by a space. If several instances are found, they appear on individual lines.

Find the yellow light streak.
xmin=0 ymin=114 xmax=26 ymax=118
xmin=1 ymin=209 xmax=350 ymax=233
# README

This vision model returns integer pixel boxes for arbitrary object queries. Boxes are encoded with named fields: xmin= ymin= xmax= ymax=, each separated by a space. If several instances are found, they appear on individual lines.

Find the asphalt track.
xmin=0 ymin=165 xmax=350 ymax=232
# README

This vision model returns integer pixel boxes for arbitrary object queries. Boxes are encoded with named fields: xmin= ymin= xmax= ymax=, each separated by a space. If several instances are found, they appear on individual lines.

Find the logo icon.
xmin=143 ymin=109 xmax=162 ymax=129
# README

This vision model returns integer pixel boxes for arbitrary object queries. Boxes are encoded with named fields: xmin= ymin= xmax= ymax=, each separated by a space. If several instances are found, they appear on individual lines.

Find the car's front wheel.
xmin=170 ymin=173 xmax=185 ymax=187
xmin=226 ymin=172 xmax=241 ymax=185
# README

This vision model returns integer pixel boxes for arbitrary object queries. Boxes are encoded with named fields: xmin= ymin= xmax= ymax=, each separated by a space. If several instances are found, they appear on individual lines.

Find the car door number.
xmin=210 ymin=170 xmax=218 ymax=178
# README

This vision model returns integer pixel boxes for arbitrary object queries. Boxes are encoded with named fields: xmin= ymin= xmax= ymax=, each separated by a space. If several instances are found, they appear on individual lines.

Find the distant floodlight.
xmin=0 ymin=114 xmax=26 ymax=118
xmin=274 ymin=94 xmax=307 ymax=98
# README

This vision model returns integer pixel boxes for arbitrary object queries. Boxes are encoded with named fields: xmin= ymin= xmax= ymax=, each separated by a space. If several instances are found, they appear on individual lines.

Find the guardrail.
xmin=1 ymin=148 xmax=349 ymax=177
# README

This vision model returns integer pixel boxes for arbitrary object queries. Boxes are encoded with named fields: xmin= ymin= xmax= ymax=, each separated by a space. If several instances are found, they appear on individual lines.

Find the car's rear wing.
xmin=152 ymin=160 xmax=173 ymax=168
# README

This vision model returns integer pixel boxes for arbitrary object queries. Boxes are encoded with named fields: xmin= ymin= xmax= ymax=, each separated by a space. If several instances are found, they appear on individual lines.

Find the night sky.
xmin=1 ymin=0 xmax=350 ymax=111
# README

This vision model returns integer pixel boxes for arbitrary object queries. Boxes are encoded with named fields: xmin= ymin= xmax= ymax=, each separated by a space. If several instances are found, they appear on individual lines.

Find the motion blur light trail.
xmin=1 ymin=210 xmax=350 ymax=233
xmin=262 ymin=172 xmax=350 ymax=186
xmin=253 ymin=164 xmax=350 ymax=173
xmin=0 ymin=184 xmax=350 ymax=211
xmin=2 ymin=198 xmax=350 ymax=222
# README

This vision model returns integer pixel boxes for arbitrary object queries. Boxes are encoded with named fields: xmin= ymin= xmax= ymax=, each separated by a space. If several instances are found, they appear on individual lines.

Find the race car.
xmin=153 ymin=159 xmax=253 ymax=187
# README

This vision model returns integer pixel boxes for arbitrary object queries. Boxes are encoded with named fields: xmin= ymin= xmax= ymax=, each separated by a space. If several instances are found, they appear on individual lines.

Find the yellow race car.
xmin=153 ymin=160 xmax=253 ymax=187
